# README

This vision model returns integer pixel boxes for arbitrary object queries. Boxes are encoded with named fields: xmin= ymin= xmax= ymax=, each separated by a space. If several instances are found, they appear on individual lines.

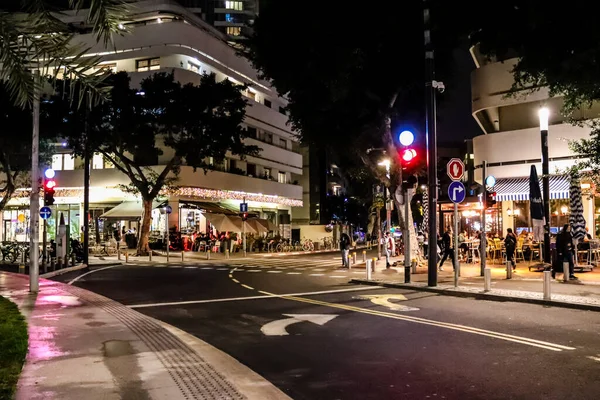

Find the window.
xmin=246 ymin=126 xmax=257 ymax=137
xmin=94 ymin=63 xmax=116 ymax=73
xmin=92 ymin=153 xmax=104 ymax=169
xmin=188 ymin=62 xmax=200 ymax=73
xmin=279 ymin=138 xmax=287 ymax=149
xmin=247 ymin=163 xmax=256 ymax=177
xmin=226 ymin=26 xmax=241 ymax=36
xmin=264 ymin=99 xmax=272 ymax=108
xmin=279 ymin=106 xmax=286 ymax=114
xmin=263 ymin=168 xmax=271 ymax=179
xmin=51 ymin=154 xmax=74 ymax=170
xmin=225 ymin=1 xmax=243 ymax=10
xmin=136 ymin=58 xmax=160 ymax=72
xmin=242 ymin=88 xmax=255 ymax=100
xmin=278 ymin=172 xmax=287 ymax=184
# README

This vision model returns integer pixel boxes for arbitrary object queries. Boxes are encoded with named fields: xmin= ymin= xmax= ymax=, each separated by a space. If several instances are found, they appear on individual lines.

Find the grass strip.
xmin=0 ymin=296 xmax=28 ymax=400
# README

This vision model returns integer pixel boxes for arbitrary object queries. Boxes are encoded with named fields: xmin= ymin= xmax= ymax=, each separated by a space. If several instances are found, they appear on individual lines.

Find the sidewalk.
xmin=0 ymin=271 xmax=290 ymax=400
xmin=350 ymin=256 xmax=600 ymax=311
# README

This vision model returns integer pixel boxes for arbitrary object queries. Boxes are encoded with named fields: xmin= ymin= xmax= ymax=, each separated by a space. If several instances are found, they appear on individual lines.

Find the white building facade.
xmin=470 ymin=45 xmax=597 ymax=236
xmin=1 ymin=0 xmax=302 ymax=244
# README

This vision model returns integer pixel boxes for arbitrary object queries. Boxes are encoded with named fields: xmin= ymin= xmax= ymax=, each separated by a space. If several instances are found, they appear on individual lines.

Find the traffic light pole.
xmin=424 ymin=1 xmax=438 ymax=287
xmin=83 ymin=132 xmax=91 ymax=267
xmin=29 ymin=74 xmax=41 ymax=293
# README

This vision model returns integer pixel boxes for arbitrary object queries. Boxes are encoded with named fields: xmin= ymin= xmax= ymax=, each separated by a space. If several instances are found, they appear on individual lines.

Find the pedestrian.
xmin=385 ymin=232 xmax=394 ymax=268
xmin=554 ymin=224 xmax=577 ymax=280
xmin=504 ymin=228 xmax=517 ymax=271
xmin=340 ymin=231 xmax=351 ymax=268
xmin=438 ymin=226 xmax=454 ymax=271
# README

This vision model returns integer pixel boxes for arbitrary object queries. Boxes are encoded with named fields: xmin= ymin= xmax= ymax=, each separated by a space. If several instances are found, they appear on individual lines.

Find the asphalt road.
xmin=53 ymin=257 xmax=600 ymax=400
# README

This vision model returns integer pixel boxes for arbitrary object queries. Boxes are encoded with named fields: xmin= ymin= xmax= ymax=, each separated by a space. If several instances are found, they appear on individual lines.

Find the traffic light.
xmin=241 ymin=212 xmax=248 ymax=221
xmin=43 ymin=168 xmax=56 ymax=206
xmin=486 ymin=190 xmax=497 ymax=206
xmin=398 ymin=130 xmax=418 ymax=167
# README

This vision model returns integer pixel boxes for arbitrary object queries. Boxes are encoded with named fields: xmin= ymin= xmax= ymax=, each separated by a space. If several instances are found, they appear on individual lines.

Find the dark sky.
xmin=436 ymin=43 xmax=482 ymax=145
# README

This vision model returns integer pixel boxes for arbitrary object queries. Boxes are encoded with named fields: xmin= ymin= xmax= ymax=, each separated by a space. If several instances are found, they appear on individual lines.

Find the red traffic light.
xmin=45 ymin=180 xmax=56 ymax=190
xmin=401 ymin=148 xmax=417 ymax=163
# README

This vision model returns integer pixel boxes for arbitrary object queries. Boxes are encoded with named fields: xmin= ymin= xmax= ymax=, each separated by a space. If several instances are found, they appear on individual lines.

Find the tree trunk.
xmin=394 ymin=187 xmax=420 ymax=262
xmin=137 ymin=198 xmax=153 ymax=256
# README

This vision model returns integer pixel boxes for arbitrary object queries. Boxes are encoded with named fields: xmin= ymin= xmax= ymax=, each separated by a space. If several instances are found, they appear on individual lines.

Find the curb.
xmin=350 ymin=279 xmax=600 ymax=312
xmin=40 ymin=262 xmax=123 ymax=279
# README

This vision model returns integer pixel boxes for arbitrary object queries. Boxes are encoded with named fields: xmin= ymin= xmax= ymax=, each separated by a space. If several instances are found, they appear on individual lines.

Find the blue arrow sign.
xmin=448 ymin=181 xmax=466 ymax=204
xmin=240 ymin=202 xmax=248 ymax=213
xmin=164 ymin=205 xmax=173 ymax=214
xmin=40 ymin=206 xmax=52 ymax=220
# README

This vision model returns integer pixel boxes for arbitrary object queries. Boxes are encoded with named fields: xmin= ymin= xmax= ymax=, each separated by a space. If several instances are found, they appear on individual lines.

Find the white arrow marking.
xmin=358 ymin=294 xmax=420 ymax=311
xmin=452 ymin=185 xmax=464 ymax=201
xmin=261 ymin=314 xmax=338 ymax=336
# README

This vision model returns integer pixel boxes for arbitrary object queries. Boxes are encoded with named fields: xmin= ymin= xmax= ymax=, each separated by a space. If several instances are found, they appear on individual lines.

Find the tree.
xmin=0 ymin=0 xmax=127 ymax=106
xmin=61 ymin=72 xmax=259 ymax=255
xmin=245 ymin=1 xmax=431 ymax=257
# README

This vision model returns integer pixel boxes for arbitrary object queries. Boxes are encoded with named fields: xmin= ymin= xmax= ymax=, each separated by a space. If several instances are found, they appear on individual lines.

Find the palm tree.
xmin=0 ymin=0 xmax=128 ymax=292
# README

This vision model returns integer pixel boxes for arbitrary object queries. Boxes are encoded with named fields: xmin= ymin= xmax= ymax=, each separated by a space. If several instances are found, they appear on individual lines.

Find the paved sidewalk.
xmin=350 ymin=256 xmax=600 ymax=311
xmin=0 ymin=272 xmax=290 ymax=400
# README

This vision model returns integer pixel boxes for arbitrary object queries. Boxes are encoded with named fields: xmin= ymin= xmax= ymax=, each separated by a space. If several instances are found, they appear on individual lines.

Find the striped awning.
xmin=494 ymin=175 xmax=570 ymax=201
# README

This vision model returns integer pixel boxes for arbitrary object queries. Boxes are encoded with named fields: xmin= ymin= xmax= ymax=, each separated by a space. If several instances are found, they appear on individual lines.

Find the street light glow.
xmin=539 ymin=107 xmax=549 ymax=131
xmin=377 ymin=159 xmax=390 ymax=168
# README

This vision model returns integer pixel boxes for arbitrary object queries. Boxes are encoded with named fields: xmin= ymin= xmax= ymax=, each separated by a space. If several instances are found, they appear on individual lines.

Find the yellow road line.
xmin=257 ymin=290 xmax=574 ymax=352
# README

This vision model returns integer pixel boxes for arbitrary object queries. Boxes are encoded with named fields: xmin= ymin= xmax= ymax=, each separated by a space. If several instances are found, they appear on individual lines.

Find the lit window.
xmin=92 ymin=153 xmax=103 ymax=169
xmin=94 ymin=63 xmax=116 ymax=73
xmin=226 ymin=1 xmax=243 ymax=10
xmin=51 ymin=154 xmax=62 ymax=170
xmin=278 ymin=172 xmax=287 ymax=184
xmin=264 ymin=168 xmax=271 ymax=178
xmin=188 ymin=62 xmax=200 ymax=73
xmin=136 ymin=58 xmax=160 ymax=72
xmin=226 ymin=26 xmax=241 ymax=36
xmin=63 ymin=154 xmax=74 ymax=170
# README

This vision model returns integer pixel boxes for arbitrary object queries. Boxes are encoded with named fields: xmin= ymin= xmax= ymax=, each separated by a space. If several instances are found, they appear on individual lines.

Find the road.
xmin=53 ymin=254 xmax=600 ymax=400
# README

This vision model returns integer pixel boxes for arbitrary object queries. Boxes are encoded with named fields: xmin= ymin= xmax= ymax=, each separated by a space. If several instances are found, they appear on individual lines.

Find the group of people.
xmin=339 ymin=230 xmax=396 ymax=268
xmin=437 ymin=224 xmax=584 ymax=280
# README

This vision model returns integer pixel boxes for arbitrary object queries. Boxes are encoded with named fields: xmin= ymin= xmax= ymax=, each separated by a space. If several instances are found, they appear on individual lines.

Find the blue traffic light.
xmin=44 ymin=168 xmax=55 ymax=179
xmin=399 ymin=130 xmax=414 ymax=146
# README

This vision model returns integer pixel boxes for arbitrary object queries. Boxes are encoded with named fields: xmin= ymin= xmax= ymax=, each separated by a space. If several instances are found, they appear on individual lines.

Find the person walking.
xmin=438 ymin=226 xmax=454 ymax=271
xmin=504 ymin=228 xmax=517 ymax=271
xmin=384 ymin=232 xmax=394 ymax=268
xmin=340 ymin=231 xmax=351 ymax=268
xmin=555 ymin=224 xmax=577 ymax=280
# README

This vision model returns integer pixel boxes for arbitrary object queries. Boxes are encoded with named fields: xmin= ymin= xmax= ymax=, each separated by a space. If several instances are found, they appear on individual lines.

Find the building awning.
xmin=100 ymin=200 xmax=164 ymax=219
xmin=179 ymin=200 xmax=239 ymax=215
xmin=495 ymin=175 xmax=570 ymax=201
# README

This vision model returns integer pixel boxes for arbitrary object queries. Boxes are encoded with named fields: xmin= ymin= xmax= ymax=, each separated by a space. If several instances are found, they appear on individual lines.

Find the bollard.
xmin=366 ymin=260 xmax=372 ymax=280
xmin=372 ymin=257 xmax=377 ymax=271
xmin=181 ymin=251 xmax=185 ymax=262
xmin=404 ymin=266 xmax=411 ymax=283
xmin=50 ymin=258 xmax=55 ymax=271
xmin=125 ymin=250 xmax=129 ymax=263
xmin=484 ymin=267 xmax=492 ymax=292
xmin=72 ymin=253 xmax=76 ymax=267
xmin=506 ymin=260 xmax=512 ymax=279
xmin=57 ymin=256 xmax=62 ymax=270
xmin=118 ymin=250 xmax=121 ymax=261
xmin=543 ymin=270 xmax=552 ymax=300
xmin=18 ymin=264 xmax=25 ymax=274
xmin=352 ymin=252 xmax=357 ymax=265
xmin=411 ymin=260 xmax=418 ymax=274
xmin=149 ymin=251 xmax=152 ymax=262
xmin=563 ymin=262 xmax=569 ymax=282
xmin=362 ymin=250 xmax=366 ymax=262
xmin=226 ymin=250 xmax=230 ymax=259
xmin=206 ymin=250 xmax=211 ymax=260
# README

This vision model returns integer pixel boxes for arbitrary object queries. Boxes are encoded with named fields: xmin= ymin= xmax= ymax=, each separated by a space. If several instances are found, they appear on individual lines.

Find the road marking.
xmin=329 ymin=276 xmax=347 ymax=278
xmin=267 ymin=270 xmax=282 ymax=274
xmin=128 ymin=286 xmax=383 ymax=308
xmin=246 ymin=269 xmax=262 ymax=272
xmin=287 ymin=272 xmax=302 ymax=275
xmin=201 ymin=267 xmax=213 ymax=270
xmin=309 ymin=273 xmax=324 ymax=276
xmin=241 ymin=284 xmax=254 ymax=290
xmin=313 ymin=268 xmax=327 ymax=272
xmin=257 ymin=291 xmax=575 ymax=352
xmin=587 ymin=355 xmax=600 ymax=362
xmin=232 ymin=278 xmax=240 ymax=284
xmin=358 ymin=294 xmax=420 ymax=312
xmin=68 ymin=265 xmax=123 ymax=285
xmin=216 ymin=268 xmax=229 ymax=271
xmin=228 ymin=274 xmax=233 ymax=278
xmin=261 ymin=314 xmax=338 ymax=336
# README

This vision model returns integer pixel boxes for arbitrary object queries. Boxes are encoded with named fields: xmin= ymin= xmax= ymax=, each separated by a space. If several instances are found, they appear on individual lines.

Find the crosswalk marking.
xmin=286 ymin=272 xmax=302 ymax=275
xmin=267 ymin=270 xmax=282 ymax=274
xmin=309 ymin=273 xmax=325 ymax=276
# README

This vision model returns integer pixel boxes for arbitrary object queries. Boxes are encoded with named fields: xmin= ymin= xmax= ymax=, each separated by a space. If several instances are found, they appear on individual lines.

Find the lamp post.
xmin=539 ymin=107 xmax=551 ymax=264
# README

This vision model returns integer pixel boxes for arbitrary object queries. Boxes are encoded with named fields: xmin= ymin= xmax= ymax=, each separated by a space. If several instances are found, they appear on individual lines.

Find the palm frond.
xmin=69 ymin=0 xmax=129 ymax=47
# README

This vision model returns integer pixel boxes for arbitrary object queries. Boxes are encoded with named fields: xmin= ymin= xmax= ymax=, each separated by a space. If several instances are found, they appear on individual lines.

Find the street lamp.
xmin=539 ymin=107 xmax=551 ymax=264
xmin=377 ymin=159 xmax=391 ymax=179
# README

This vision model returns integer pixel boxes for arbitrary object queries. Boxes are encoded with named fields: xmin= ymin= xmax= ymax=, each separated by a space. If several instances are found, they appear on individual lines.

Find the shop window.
xmin=136 ymin=58 xmax=160 ymax=72
xmin=278 ymin=172 xmax=287 ymax=184
xmin=226 ymin=26 xmax=241 ymax=36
